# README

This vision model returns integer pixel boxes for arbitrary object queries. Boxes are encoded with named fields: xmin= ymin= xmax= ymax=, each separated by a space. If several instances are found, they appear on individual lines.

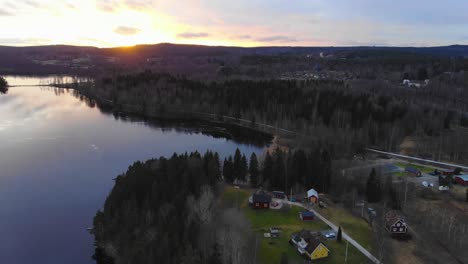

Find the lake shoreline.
xmin=53 ymin=82 xmax=294 ymax=148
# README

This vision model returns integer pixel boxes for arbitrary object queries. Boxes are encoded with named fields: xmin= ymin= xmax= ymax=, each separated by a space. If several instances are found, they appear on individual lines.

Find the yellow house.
xmin=291 ymin=230 xmax=330 ymax=260
xmin=306 ymin=240 xmax=329 ymax=260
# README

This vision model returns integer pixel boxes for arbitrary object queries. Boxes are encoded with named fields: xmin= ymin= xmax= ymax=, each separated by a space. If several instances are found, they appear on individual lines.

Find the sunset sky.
xmin=0 ymin=0 xmax=467 ymax=47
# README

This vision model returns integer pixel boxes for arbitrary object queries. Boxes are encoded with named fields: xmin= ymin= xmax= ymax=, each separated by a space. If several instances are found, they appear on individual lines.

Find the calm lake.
xmin=0 ymin=76 xmax=267 ymax=264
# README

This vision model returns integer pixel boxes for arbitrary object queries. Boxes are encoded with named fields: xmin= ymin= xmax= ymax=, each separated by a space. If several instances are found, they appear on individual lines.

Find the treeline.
xmin=223 ymin=147 xmax=331 ymax=193
xmin=75 ymin=70 xmax=468 ymax=158
xmin=0 ymin=76 xmax=7 ymax=94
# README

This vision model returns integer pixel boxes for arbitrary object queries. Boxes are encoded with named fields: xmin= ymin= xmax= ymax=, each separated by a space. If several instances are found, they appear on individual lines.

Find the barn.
xmin=455 ymin=175 xmax=468 ymax=186
xmin=251 ymin=193 xmax=271 ymax=209
xmin=299 ymin=211 xmax=315 ymax=221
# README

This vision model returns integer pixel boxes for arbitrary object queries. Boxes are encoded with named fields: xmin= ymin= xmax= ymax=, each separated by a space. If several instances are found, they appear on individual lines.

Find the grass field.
xmin=394 ymin=171 xmax=407 ymax=177
xmin=222 ymin=186 xmax=370 ymax=264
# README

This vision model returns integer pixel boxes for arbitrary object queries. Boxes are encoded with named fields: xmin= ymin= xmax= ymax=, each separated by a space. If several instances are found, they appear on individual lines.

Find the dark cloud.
xmin=113 ymin=26 xmax=141 ymax=36
xmin=255 ymin=35 xmax=298 ymax=43
xmin=177 ymin=32 xmax=210 ymax=39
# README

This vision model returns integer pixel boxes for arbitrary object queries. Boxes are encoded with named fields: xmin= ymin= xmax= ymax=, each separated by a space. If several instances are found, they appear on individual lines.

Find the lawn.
xmin=394 ymin=161 xmax=434 ymax=174
xmin=317 ymin=207 xmax=373 ymax=251
xmin=222 ymin=186 xmax=370 ymax=264
xmin=394 ymin=171 xmax=407 ymax=177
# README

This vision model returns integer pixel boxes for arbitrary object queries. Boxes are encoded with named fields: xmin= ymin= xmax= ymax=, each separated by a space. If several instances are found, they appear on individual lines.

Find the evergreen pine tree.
xmin=249 ymin=153 xmax=259 ymax=187
xmin=272 ymin=149 xmax=286 ymax=190
xmin=0 ymin=76 xmax=8 ymax=94
xmin=223 ymin=157 xmax=234 ymax=183
xmin=262 ymin=152 xmax=273 ymax=187
xmin=240 ymin=154 xmax=248 ymax=181
xmin=366 ymin=168 xmax=381 ymax=203
xmin=337 ymin=226 xmax=342 ymax=243
xmin=233 ymin=148 xmax=242 ymax=180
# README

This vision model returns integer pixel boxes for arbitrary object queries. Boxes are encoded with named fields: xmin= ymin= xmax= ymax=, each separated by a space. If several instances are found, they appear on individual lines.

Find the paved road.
xmin=284 ymin=200 xmax=383 ymax=264
xmin=366 ymin=148 xmax=468 ymax=171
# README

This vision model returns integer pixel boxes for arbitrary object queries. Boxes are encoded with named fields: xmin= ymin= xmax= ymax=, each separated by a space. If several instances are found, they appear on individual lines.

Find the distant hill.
xmin=0 ymin=43 xmax=467 ymax=75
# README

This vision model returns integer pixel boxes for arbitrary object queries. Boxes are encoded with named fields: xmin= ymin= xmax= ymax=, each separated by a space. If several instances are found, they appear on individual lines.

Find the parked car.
xmin=318 ymin=200 xmax=327 ymax=208
xmin=405 ymin=167 xmax=422 ymax=177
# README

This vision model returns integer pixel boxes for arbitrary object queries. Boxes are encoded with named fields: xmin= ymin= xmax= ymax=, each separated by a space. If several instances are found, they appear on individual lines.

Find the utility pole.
xmin=345 ymin=240 xmax=349 ymax=263
xmin=252 ymin=235 xmax=257 ymax=264
xmin=404 ymin=177 xmax=408 ymax=209
xmin=290 ymin=187 xmax=293 ymax=208
xmin=235 ymin=186 xmax=240 ymax=210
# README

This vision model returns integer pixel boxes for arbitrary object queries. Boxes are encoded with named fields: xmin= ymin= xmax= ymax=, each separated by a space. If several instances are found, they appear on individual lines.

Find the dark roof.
xmin=253 ymin=193 xmax=272 ymax=203
xmin=304 ymin=236 xmax=327 ymax=254
xmin=385 ymin=210 xmax=405 ymax=226
xmin=300 ymin=211 xmax=315 ymax=217
xmin=293 ymin=235 xmax=302 ymax=243
xmin=296 ymin=230 xmax=318 ymax=241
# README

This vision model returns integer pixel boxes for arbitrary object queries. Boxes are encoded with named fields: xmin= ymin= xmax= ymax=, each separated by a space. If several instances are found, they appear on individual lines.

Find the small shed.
xmin=252 ymin=193 xmax=271 ymax=209
xmin=307 ymin=189 xmax=319 ymax=204
xmin=270 ymin=227 xmax=280 ymax=237
xmin=455 ymin=175 xmax=468 ymax=186
xmin=299 ymin=211 xmax=315 ymax=221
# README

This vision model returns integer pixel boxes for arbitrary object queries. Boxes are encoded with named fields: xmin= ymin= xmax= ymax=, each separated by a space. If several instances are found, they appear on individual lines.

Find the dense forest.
xmin=0 ymin=76 xmax=8 ymax=94
xmin=93 ymin=151 xmax=223 ymax=264
xmin=69 ymin=68 xmax=468 ymax=163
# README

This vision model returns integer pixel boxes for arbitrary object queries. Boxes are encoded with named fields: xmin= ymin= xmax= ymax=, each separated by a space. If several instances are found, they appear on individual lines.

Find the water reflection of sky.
xmin=0 ymin=77 xmax=266 ymax=264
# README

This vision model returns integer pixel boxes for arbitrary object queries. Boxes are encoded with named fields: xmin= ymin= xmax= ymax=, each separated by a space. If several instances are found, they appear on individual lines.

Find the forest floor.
xmin=221 ymin=186 xmax=370 ymax=264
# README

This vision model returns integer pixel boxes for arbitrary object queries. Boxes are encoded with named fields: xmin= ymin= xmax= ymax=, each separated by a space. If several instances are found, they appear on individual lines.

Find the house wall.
xmin=300 ymin=215 xmax=314 ymax=221
xmin=253 ymin=202 xmax=269 ymax=209
xmin=311 ymin=244 xmax=329 ymax=260
xmin=390 ymin=221 xmax=407 ymax=233
xmin=309 ymin=196 xmax=318 ymax=203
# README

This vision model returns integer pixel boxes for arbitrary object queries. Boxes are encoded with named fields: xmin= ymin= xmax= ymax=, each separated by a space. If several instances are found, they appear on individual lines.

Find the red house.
xmin=251 ymin=193 xmax=271 ymax=209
